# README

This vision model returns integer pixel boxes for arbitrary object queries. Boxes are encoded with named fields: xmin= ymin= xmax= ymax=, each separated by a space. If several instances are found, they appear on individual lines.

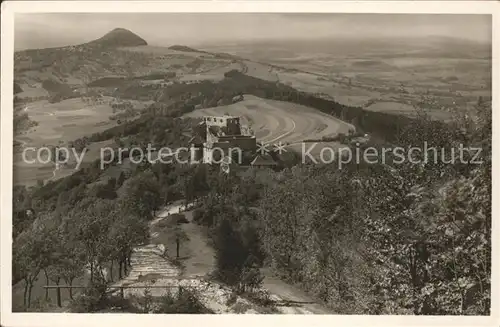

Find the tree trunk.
xmin=27 ymin=283 xmax=34 ymax=308
xmin=23 ymin=279 xmax=28 ymax=308
xmin=68 ymin=280 xmax=74 ymax=300
xmin=109 ymin=261 xmax=114 ymax=282
xmin=123 ymin=256 xmax=128 ymax=275
xmin=55 ymin=279 xmax=61 ymax=307
xmin=97 ymin=264 xmax=105 ymax=282
xmin=44 ymin=269 xmax=50 ymax=301
xmin=90 ymin=261 xmax=94 ymax=284
xmin=176 ymin=238 xmax=180 ymax=259
xmin=118 ymin=261 xmax=123 ymax=279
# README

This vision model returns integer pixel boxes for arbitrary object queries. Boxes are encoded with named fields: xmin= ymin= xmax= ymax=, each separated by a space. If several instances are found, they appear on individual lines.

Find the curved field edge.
xmin=183 ymin=94 xmax=355 ymax=145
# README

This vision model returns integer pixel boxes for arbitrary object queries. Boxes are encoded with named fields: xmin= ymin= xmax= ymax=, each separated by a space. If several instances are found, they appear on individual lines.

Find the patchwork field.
xmin=178 ymin=62 xmax=241 ymax=82
xmin=243 ymin=57 xmax=487 ymax=118
xmin=183 ymin=94 xmax=355 ymax=147
xmin=122 ymin=45 xmax=240 ymax=82
xmin=15 ymin=97 xmax=119 ymax=145
xmin=203 ymin=39 xmax=491 ymax=119
xmin=13 ymin=97 xmax=137 ymax=186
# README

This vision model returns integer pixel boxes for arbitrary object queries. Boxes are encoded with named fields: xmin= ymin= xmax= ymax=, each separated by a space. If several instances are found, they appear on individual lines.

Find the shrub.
xmin=226 ymin=291 xmax=238 ymax=306
xmin=170 ymin=213 xmax=189 ymax=225
xmin=68 ymin=287 xmax=105 ymax=313
xmin=156 ymin=213 xmax=188 ymax=228
xmin=337 ymin=133 xmax=347 ymax=143
xmin=238 ymin=266 xmax=264 ymax=293
xmin=192 ymin=209 xmax=204 ymax=223
xmin=243 ymin=289 xmax=275 ymax=309
xmin=155 ymin=287 xmax=212 ymax=313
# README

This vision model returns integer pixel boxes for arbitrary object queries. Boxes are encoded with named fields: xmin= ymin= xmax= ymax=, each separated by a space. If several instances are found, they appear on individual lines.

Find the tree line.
xmin=12 ymin=169 xmax=164 ymax=309
xmin=185 ymin=99 xmax=491 ymax=314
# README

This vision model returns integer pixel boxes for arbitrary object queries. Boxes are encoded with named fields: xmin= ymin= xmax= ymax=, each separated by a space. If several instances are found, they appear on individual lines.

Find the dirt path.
xmin=110 ymin=203 xmax=332 ymax=314
xmin=111 ymin=243 xmax=261 ymax=313
xmin=175 ymin=210 xmax=333 ymax=314
xmin=111 ymin=204 xmax=260 ymax=313
xmin=175 ymin=211 xmax=216 ymax=278
xmin=163 ymin=206 xmax=333 ymax=314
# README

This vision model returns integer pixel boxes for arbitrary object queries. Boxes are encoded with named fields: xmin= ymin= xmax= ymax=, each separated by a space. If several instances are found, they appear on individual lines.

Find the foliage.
xmin=121 ymin=171 xmax=161 ymax=220
xmin=155 ymin=287 xmax=213 ymax=313
xmin=248 ymin=100 xmax=491 ymax=314
xmin=11 ymin=62 xmax=491 ymax=315
xmin=12 ymin=220 xmax=52 ymax=308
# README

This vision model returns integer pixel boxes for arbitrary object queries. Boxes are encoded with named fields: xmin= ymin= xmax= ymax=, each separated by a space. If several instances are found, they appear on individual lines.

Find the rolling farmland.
xmin=184 ymin=94 xmax=355 ymax=146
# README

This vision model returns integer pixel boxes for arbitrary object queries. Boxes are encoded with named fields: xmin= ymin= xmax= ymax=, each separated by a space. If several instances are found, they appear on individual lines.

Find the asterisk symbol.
xmin=257 ymin=143 xmax=270 ymax=155
xmin=221 ymin=163 xmax=230 ymax=174
xmin=273 ymin=141 xmax=288 ymax=154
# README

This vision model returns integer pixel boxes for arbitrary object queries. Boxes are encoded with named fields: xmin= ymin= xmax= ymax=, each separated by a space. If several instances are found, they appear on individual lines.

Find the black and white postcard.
xmin=1 ymin=1 xmax=498 ymax=327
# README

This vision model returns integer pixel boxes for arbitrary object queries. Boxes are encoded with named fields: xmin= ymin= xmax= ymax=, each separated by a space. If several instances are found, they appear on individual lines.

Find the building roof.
xmin=251 ymin=154 xmax=277 ymax=166
xmin=204 ymin=115 xmax=240 ymax=119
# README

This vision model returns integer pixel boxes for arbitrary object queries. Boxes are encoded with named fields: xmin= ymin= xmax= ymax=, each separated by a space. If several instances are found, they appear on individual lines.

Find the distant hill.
xmin=86 ymin=28 xmax=148 ymax=48
xmin=15 ymin=28 xmax=148 ymax=55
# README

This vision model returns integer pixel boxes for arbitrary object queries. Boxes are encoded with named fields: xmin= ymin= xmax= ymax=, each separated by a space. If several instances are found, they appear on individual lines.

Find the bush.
xmin=70 ymin=290 xmax=140 ymax=313
xmin=243 ymin=289 xmax=275 ymax=308
xmin=337 ymin=133 xmax=347 ymax=143
xmin=156 ymin=213 xmax=188 ymax=228
xmin=238 ymin=266 xmax=264 ymax=293
xmin=155 ymin=287 xmax=212 ymax=313
xmin=192 ymin=209 xmax=204 ymax=223
xmin=68 ymin=287 xmax=105 ymax=313
xmin=226 ymin=291 xmax=238 ymax=306
xmin=170 ymin=213 xmax=189 ymax=224
xmin=29 ymin=298 xmax=57 ymax=312
xmin=138 ymin=288 xmax=154 ymax=313
xmin=192 ymin=207 xmax=216 ymax=226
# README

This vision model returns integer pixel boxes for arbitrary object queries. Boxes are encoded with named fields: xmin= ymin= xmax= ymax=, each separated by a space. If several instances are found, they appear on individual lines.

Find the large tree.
xmin=121 ymin=171 xmax=161 ymax=220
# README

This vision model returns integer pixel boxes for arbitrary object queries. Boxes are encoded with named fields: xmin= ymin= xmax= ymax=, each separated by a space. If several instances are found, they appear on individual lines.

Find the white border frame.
xmin=1 ymin=2 xmax=498 ymax=327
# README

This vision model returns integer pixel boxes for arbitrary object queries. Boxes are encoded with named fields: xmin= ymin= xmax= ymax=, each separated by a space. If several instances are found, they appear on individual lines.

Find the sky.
xmin=14 ymin=13 xmax=492 ymax=50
